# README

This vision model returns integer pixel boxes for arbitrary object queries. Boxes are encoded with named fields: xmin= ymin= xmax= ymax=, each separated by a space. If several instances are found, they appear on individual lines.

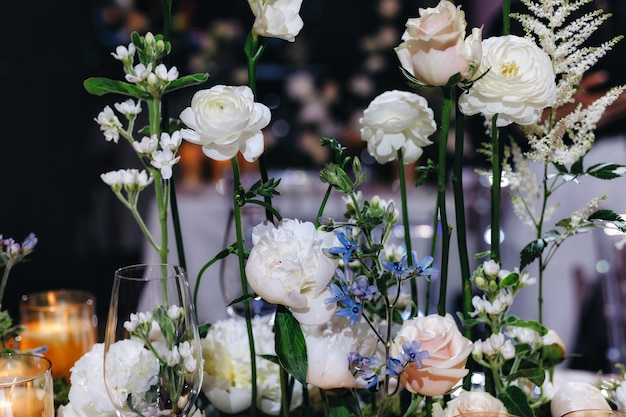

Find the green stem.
xmin=396 ymin=150 xmax=418 ymax=313
xmin=451 ymin=97 xmax=472 ymax=338
xmin=437 ymin=88 xmax=452 ymax=316
xmin=245 ymin=32 xmax=273 ymax=223
xmin=0 ymin=265 xmax=12 ymax=310
xmin=490 ymin=117 xmax=502 ymax=263
xmin=147 ymin=98 xmax=169 ymax=265
xmin=231 ymin=156 xmax=258 ymax=417
xmin=502 ymin=0 xmax=510 ymax=36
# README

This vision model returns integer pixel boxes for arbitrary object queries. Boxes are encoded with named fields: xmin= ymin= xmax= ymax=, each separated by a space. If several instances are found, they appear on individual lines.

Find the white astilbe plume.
xmin=512 ymin=0 xmax=624 ymax=112
xmin=503 ymin=0 xmax=625 ymax=235
xmin=533 ymin=86 xmax=626 ymax=165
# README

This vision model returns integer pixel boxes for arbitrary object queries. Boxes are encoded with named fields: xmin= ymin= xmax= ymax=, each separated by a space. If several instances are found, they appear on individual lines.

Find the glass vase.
xmin=104 ymin=264 xmax=203 ymax=417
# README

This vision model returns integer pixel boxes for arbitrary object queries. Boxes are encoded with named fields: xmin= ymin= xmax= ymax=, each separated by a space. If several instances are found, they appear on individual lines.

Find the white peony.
xmin=103 ymin=339 xmax=160 ymax=409
xmin=57 ymin=343 xmax=118 ymax=417
xmin=302 ymin=316 xmax=380 ymax=390
xmin=458 ymin=35 xmax=556 ymax=127
xmin=245 ymin=219 xmax=340 ymax=325
xmin=179 ymin=85 xmax=271 ymax=162
xmin=201 ymin=317 xmax=302 ymax=415
xmin=247 ymin=0 xmax=304 ymax=42
xmin=360 ymin=90 xmax=436 ymax=165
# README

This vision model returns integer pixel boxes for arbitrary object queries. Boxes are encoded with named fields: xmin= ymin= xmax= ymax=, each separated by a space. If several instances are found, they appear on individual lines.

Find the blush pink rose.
xmin=395 ymin=0 xmax=482 ymax=86
xmin=391 ymin=313 xmax=473 ymax=396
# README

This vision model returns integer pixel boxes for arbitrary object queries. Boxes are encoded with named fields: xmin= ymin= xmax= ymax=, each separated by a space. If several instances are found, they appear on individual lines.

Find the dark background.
xmin=0 ymin=0 xmax=457 ymax=335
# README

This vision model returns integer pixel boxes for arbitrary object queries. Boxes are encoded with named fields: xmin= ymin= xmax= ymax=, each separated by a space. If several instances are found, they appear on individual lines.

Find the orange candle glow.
xmin=0 ymin=387 xmax=53 ymax=417
xmin=19 ymin=290 xmax=97 ymax=379
xmin=19 ymin=318 xmax=96 ymax=379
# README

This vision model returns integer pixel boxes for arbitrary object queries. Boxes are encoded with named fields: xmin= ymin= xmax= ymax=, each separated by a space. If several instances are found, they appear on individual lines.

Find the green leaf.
xmin=519 ymin=239 xmax=545 ymax=270
xmin=498 ymin=385 xmax=535 ymax=417
xmin=498 ymin=272 xmax=519 ymax=289
xmin=83 ymin=77 xmax=150 ymax=99
xmin=506 ymin=367 xmax=546 ymax=387
xmin=587 ymin=162 xmax=626 ymax=180
xmin=163 ymin=73 xmax=209 ymax=94
xmin=570 ymin=157 xmax=584 ymax=175
xmin=275 ymin=305 xmax=308 ymax=385
xmin=502 ymin=316 xmax=548 ymax=336
xmin=198 ymin=322 xmax=212 ymax=338
xmin=325 ymin=390 xmax=363 ymax=417
xmin=552 ymin=162 xmax=568 ymax=174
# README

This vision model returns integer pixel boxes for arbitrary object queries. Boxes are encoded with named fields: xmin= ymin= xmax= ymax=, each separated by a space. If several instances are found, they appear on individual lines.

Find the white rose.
xmin=360 ymin=90 xmax=436 ymax=165
xmin=179 ymin=85 xmax=271 ymax=162
xmin=550 ymin=382 xmax=611 ymax=417
xmin=245 ymin=219 xmax=340 ymax=325
xmin=247 ymin=0 xmax=304 ymax=42
xmin=302 ymin=316 xmax=380 ymax=390
xmin=445 ymin=390 xmax=508 ymax=417
xmin=390 ymin=313 xmax=473 ymax=396
xmin=458 ymin=35 xmax=556 ymax=127
xmin=395 ymin=0 xmax=482 ymax=86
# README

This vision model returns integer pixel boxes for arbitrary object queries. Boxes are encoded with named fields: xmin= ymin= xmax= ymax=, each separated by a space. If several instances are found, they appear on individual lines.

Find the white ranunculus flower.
xmin=302 ymin=316 xmax=380 ymax=390
xmin=458 ymin=35 xmax=556 ymax=127
xmin=179 ymin=85 xmax=271 ymax=162
xmin=245 ymin=219 xmax=340 ymax=325
xmin=247 ymin=0 xmax=304 ymax=42
xmin=201 ymin=317 xmax=303 ymax=415
xmin=360 ymin=90 xmax=436 ymax=165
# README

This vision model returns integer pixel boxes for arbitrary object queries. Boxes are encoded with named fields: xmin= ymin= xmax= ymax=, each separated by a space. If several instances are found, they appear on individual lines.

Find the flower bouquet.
xmin=59 ymin=0 xmax=626 ymax=417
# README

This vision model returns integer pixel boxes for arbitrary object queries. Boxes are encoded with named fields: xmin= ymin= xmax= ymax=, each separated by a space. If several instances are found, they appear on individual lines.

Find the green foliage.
xmin=275 ymin=305 xmax=308 ymax=385
xmin=498 ymin=385 xmax=534 ymax=417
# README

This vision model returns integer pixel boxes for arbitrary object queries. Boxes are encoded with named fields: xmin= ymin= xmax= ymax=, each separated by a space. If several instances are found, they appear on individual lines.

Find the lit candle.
xmin=19 ymin=290 xmax=97 ymax=379
xmin=19 ymin=317 xmax=96 ymax=379
xmin=0 ymin=354 xmax=54 ymax=417
xmin=0 ymin=386 xmax=53 ymax=417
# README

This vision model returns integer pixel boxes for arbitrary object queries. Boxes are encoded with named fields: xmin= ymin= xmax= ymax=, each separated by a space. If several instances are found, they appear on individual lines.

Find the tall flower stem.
xmin=490 ymin=117 xmax=502 ymax=263
xmin=437 ymin=87 xmax=452 ymax=316
xmin=245 ymin=32 xmax=273 ymax=222
xmin=147 ymin=98 xmax=170 ymax=266
xmin=231 ymin=155 xmax=258 ymax=417
xmin=397 ymin=150 xmax=417 ymax=309
xmin=502 ymin=0 xmax=510 ymax=36
xmin=451 ymin=99 xmax=472 ymax=336
xmin=159 ymin=0 xmax=186 ymax=271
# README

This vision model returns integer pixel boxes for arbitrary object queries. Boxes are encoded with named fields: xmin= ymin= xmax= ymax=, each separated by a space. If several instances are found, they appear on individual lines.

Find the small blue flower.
xmin=335 ymin=297 xmax=362 ymax=325
xmin=362 ymin=370 xmax=379 ymax=389
xmin=382 ymin=253 xmax=413 ymax=277
xmin=351 ymin=275 xmax=377 ymax=303
xmin=414 ymin=253 xmax=436 ymax=277
xmin=328 ymin=229 xmax=360 ymax=266
xmin=325 ymin=281 xmax=350 ymax=305
xmin=385 ymin=356 xmax=404 ymax=376
xmin=401 ymin=341 xmax=430 ymax=368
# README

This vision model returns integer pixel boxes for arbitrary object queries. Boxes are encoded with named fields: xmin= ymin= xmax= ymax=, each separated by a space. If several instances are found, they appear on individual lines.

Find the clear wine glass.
xmin=104 ymin=264 xmax=203 ymax=417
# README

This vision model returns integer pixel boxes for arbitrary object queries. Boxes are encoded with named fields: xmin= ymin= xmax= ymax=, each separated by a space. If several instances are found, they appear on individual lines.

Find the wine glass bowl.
xmin=103 ymin=264 xmax=203 ymax=417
